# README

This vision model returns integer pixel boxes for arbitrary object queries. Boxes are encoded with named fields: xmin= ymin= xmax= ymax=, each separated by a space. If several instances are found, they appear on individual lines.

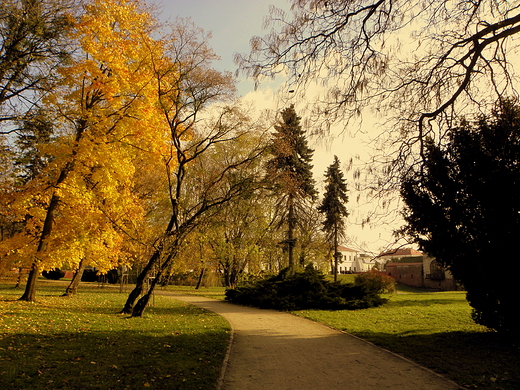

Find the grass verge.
xmin=0 ymin=280 xmax=230 ymax=390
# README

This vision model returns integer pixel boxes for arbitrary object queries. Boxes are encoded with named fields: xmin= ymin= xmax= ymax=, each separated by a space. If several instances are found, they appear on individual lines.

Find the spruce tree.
xmin=318 ymin=156 xmax=349 ymax=281
xmin=267 ymin=105 xmax=317 ymax=274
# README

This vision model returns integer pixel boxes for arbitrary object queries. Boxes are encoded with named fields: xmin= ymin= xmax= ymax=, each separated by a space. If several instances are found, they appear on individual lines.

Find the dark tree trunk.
xmin=223 ymin=266 xmax=231 ymax=288
xmin=19 ymin=124 xmax=85 ymax=302
xmin=121 ymin=251 xmax=158 ymax=314
xmin=333 ymin=224 xmax=339 ymax=282
xmin=123 ymin=213 xmax=178 ymax=313
xmin=221 ymin=260 xmax=239 ymax=288
xmin=63 ymin=259 xmax=86 ymax=296
xmin=19 ymin=263 xmax=39 ymax=301
xmin=20 ymin=192 xmax=61 ymax=301
xmin=287 ymin=197 xmax=296 ymax=275
xmin=195 ymin=267 xmax=205 ymax=289
xmin=14 ymin=267 xmax=23 ymax=288
xmin=131 ymin=291 xmax=151 ymax=317
xmin=131 ymin=265 xmax=165 ymax=317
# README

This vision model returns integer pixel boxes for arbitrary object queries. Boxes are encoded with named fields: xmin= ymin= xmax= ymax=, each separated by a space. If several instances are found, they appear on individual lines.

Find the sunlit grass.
xmin=0 ymin=280 xmax=230 ymax=390
xmin=166 ymin=285 xmax=227 ymax=301
xmin=297 ymin=291 xmax=485 ymax=336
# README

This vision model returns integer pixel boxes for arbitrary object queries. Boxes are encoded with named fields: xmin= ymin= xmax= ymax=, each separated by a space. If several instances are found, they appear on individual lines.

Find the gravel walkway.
xmin=161 ymin=292 xmax=463 ymax=390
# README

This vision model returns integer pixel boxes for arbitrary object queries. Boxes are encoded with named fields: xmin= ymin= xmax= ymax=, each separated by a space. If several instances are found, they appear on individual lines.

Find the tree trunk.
xmin=19 ymin=263 xmax=39 ymax=301
xmin=63 ymin=259 xmax=86 ymax=296
xmin=333 ymin=224 xmax=339 ymax=282
xmin=18 ymin=124 xmax=85 ymax=302
xmin=121 ymin=251 xmax=158 ymax=314
xmin=223 ymin=265 xmax=231 ymax=288
xmin=14 ymin=267 xmax=23 ymax=288
xmin=131 ymin=264 xmax=165 ymax=317
xmin=20 ymin=191 xmax=62 ymax=301
xmin=287 ymin=197 xmax=296 ymax=275
xmin=123 ymin=214 xmax=178 ymax=313
xmin=229 ymin=268 xmax=238 ymax=289
xmin=195 ymin=267 xmax=205 ymax=289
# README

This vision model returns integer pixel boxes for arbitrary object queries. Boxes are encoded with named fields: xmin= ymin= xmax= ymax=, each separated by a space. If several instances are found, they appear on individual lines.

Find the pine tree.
xmin=267 ymin=105 xmax=317 ymax=274
xmin=318 ymin=156 xmax=349 ymax=281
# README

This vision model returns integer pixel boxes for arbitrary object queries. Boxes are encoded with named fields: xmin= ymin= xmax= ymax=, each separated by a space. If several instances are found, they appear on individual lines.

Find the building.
xmin=377 ymin=247 xmax=424 ymax=264
xmin=336 ymin=246 xmax=376 ymax=273
xmin=379 ymin=248 xmax=459 ymax=291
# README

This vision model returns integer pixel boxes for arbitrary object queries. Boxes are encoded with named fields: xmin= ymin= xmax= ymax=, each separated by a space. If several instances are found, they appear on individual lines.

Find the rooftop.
xmin=378 ymin=248 xmax=423 ymax=258
xmin=337 ymin=245 xmax=358 ymax=252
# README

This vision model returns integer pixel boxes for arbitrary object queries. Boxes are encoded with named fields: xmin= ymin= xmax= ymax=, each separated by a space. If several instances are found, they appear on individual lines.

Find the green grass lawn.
xmin=0 ymin=280 xmax=230 ymax=390
xmin=3 ymin=280 xmax=519 ymax=390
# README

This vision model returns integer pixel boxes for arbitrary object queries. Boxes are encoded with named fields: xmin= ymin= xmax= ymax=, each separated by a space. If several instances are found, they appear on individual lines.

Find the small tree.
xmin=266 ymin=105 xmax=317 ymax=274
xmin=318 ymin=156 xmax=349 ymax=281
xmin=400 ymin=98 xmax=520 ymax=333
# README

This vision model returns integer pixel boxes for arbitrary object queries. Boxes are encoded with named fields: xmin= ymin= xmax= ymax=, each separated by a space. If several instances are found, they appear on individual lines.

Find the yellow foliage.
xmin=2 ymin=0 xmax=180 ymax=275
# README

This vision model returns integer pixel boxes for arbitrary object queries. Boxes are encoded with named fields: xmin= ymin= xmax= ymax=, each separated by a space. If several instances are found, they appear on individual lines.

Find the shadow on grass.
xmin=386 ymin=298 xmax=466 ymax=307
xmin=0 ymin=328 xmax=227 ymax=390
xmin=354 ymin=330 xmax=520 ymax=390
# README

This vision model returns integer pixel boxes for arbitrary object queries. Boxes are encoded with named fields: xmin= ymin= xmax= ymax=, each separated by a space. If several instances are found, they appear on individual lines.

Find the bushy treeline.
xmin=225 ymin=265 xmax=394 ymax=311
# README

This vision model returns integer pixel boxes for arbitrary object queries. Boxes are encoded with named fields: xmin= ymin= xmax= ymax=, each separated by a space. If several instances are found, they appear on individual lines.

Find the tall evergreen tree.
xmin=400 ymin=99 xmax=520 ymax=333
xmin=267 ymin=105 xmax=317 ymax=274
xmin=318 ymin=156 xmax=349 ymax=281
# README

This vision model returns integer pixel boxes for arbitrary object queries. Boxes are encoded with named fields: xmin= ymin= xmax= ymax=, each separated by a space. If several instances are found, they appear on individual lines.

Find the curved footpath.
xmin=160 ymin=292 xmax=463 ymax=390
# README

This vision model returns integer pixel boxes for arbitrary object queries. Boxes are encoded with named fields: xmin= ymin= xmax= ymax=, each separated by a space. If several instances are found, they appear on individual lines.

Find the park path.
xmin=160 ymin=292 xmax=463 ymax=390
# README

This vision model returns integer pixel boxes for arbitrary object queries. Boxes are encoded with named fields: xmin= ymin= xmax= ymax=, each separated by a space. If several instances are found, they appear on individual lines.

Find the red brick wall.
xmin=384 ymin=263 xmax=423 ymax=287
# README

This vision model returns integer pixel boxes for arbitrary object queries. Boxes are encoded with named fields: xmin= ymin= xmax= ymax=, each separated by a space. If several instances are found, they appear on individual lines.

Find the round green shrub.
xmin=225 ymin=264 xmax=388 ymax=311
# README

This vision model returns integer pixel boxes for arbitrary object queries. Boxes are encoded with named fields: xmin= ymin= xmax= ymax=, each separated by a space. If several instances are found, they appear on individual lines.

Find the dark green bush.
xmin=42 ymin=268 xmax=65 ymax=280
xmin=225 ymin=264 xmax=388 ymax=311
xmin=81 ymin=269 xmax=98 ymax=282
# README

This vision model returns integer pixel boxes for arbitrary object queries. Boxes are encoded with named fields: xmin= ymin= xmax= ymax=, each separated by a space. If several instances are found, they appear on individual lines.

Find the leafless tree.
xmin=122 ymin=19 xmax=268 ymax=317
xmin=236 ymin=0 xmax=520 ymax=188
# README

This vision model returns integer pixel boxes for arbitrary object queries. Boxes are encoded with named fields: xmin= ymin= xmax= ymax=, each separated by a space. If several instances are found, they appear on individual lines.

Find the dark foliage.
xmin=318 ymin=156 xmax=349 ymax=234
xmin=318 ymin=155 xmax=349 ymax=279
xmin=266 ymin=105 xmax=317 ymax=200
xmin=80 ymin=269 xmax=119 ymax=284
xmin=14 ymin=112 xmax=54 ymax=183
xmin=225 ymin=264 xmax=388 ymax=311
xmin=104 ymin=269 xmax=119 ymax=284
xmin=42 ymin=268 xmax=64 ymax=280
xmin=266 ymin=105 xmax=318 ymax=273
xmin=81 ymin=269 xmax=98 ymax=283
xmin=400 ymin=99 xmax=520 ymax=333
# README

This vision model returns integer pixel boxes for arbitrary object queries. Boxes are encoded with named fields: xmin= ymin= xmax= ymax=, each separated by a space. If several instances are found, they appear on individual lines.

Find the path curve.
xmin=160 ymin=292 xmax=463 ymax=390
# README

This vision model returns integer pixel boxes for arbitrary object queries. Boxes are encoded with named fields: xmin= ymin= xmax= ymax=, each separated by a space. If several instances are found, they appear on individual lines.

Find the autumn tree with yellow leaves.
xmin=1 ymin=0 xmax=171 ymax=302
xmin=1 ymin=1 xmax=268 ymax=308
